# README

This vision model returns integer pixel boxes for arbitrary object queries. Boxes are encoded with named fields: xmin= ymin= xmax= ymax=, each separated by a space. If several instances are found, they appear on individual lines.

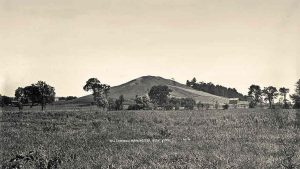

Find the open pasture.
xmin=0 ymin=108 xmax=299 ymax=168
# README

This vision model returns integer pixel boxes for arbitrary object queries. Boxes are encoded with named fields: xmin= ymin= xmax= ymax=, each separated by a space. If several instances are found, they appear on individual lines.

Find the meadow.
xmin=0 ymin=107 xmax=299 ymax=168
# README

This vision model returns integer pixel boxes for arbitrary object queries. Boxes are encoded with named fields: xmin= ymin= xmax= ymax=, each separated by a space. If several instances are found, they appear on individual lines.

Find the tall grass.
xmin=1 ymin=108 xmax=299 ymax=168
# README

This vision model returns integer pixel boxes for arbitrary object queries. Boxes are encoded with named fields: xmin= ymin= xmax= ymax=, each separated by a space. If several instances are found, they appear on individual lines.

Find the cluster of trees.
xmin=86 ymin=77 xmax=300 ymax=111
xmin=5 ymin=77 xmax=299 ymax=111
xmin=290 ymin=79 xmax=300 ymax=109
xmin=128 ymin=95 xmax=152 ymax=110
xmin=14 ymin=81 xmax=56 ymax=110
xmin=108 ymin=95 xmax=125 ymax=111
xmin=126 ymin=85 xmax=197 ymax=110
xmin=186 ymin=78 xmax=247 ymax=100
xmin=0 ymin=95 xmax=13 ymax=107
xmin=57 ymin=96 xmax=77 ymax=101
xmin=168 ymin=97 xmax=196 ymax=110
xmin=248 ymin=79 xmax=300 ymax=109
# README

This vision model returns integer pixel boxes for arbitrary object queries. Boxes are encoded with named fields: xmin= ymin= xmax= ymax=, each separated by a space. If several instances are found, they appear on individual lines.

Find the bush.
xmin=180 ymin=98 xmax=196 ymax=110
xmin=222 ymin=104 xmax=229 ymax=110
xmin=0 ymin=95 xmax=12 ymax=107
xmin=127 ymin=104 xmax=142 ymax=110
xmin=108 ymin=98 xmax=117 ymax=111
xmin=197 ymin=102 xmax=204 ymax=110
xmin=164 ymin=104 xmax=174 ymax=110
xmin=282 ymin=102 xmax=290 ymax=109
xmin=293 ymin=102 xmax=300 ymax=109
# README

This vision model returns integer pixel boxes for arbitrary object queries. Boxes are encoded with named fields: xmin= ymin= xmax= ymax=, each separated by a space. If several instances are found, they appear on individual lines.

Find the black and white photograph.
xmin=0 ymin=0 xmax=299 ymax=168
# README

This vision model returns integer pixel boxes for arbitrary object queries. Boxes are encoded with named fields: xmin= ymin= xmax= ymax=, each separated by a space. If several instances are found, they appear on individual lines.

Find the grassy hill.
xmin=72 ymin=76 xmax=229 ymax=104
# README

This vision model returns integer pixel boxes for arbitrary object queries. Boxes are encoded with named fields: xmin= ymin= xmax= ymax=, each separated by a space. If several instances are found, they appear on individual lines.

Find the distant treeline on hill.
xmin=186 ymin=78 xmax=247 ymax=101
xmin=58 ymin=96 xmax=77 ymax=101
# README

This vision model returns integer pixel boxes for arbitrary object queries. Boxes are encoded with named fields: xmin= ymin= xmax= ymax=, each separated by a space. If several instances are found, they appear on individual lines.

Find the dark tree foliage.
xmin=35 ymin=81 xmax=56 ymax=110
xmin=291 ymin=79 xmax=300 ymax=109
xmin=196 ymin=101 xmax=205 ymax=110
xmin=58 ymin=96 xmax=77 ymax=101
xmin=83 ymin=78 xmax=110 ymax=109
xmin=15 ymin=81 xmax=55 ymax=110
xmin=262 ymin=86 xmax=278 ymax=109
xmin=248 ymin=84 xmax=262 ymax=108
xmin=135 ymin=95 xmax=151 ymax=110
xmin=108 ymin=98 xmax=117 ymax=111
xmin=186 ymin=80 xmax=191 ymax=87
xmin=108 ymin=95 xmax=125 ymax=111
xmin=186 ymin=78 xmax=247 ymax=101
xmin=180 ymin=98 xmax=196 ymax=110
xmin=0 ymin=95 xmax=12 ymax=107
xmin=128 ymin=95 xmax=151 ymax=110
xmin=23 ymin=85 xmax=41 ymax=107
xmin=222 ymin=104 xmax=229 ymax=110
xmin=167 ymin=97 xmax=196 ymax=110
xmin=15 ymin=87 xmax=27 ymax=110
xmin=148 ymin=85 xmax=172 ymax=106
xmin=169 ymin=97 xmax=181 ymax=110
xmin=279 ymin=87 xmax=290 ymax=109
xmin=115 ymin=95 xmax=124 ymax=110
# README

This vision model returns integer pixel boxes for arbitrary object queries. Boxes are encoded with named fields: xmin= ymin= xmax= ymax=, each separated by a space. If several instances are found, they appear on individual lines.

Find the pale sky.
xmin=0 ymin=0 xmax=299 ymax=97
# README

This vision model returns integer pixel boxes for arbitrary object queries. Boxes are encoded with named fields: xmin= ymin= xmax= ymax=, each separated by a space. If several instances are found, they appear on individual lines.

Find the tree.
xmin=35 ymin=81 xmax=55 ymax=110
xmin=108 ymin=98 xmax=116 ymax=111
xmin=262 ymin=86 xmax=278 ymax=109
xmin=180 ymin=98 xmax=196 ymax=110
xmin=279 ymin=87 xmax=290 ymax=108
xmin=115 ymin=95 xmax=124 ymax=110
xmin=58 ymin=96 xmax=77 ymax=101
xmin=14 ymin=81 xmax=55 ymax=110
xmin=15 ymin=87 xmax=27 ymax=110
xmin=135 ymin=95 xmax=151 ymax=110
xmin=191 ymin=77 xmax=197 ymax=87
xmin=0 ymin=95 xmax=12 ymax=107
xmin=248 ymin=85 xmax=262 ymax=108
xmin=23 ymin=85 xmax=41 ymax=108
xmin=186 ymin=80 xmax=191 ymax=87
xmin=148 ymin=85 xmax=172 ymax=106
xmin=290 ymin=79 xmax=300 ymax=109
xmin=196 ymin=101 xmax=204 ymax=110
xmin=83 ymin=78 xmax=110 ymax=109
xmin=169 ymin=97 xmax=181 ymax=110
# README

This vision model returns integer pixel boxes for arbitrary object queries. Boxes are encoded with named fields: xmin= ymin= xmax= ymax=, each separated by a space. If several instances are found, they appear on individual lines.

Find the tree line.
xmin=248 ymin=79 xmax=300 ymax=109
xmin=1 ymin=78 xmax=300 ymax=110
xmin=186 ymin=77 xmax=247 ymax=100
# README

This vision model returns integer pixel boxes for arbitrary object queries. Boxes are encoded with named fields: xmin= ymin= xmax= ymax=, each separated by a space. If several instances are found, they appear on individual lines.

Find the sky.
xmin=0 ymin=0 xmax=299 ymax=97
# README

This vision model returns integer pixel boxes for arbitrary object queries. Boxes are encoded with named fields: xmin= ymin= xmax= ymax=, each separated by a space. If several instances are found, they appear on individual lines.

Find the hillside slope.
xmin=72 ymin=76 xmax=229 ymax=104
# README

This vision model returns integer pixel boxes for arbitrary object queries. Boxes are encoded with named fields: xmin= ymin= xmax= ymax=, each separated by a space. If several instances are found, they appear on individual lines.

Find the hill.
xmin=72 ymin=76 xmax=229 ymax=104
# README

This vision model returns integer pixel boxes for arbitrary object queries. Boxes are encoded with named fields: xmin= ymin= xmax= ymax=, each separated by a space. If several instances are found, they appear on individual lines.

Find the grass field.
xmin=0 ymin=107 xmax=299 ymax=168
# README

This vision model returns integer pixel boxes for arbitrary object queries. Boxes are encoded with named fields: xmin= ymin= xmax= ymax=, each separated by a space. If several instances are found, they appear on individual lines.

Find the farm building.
xmin=229 ymin=98 xmax=249 ymax=108
xmin=229 ymin=98 xmax=239 ymax=104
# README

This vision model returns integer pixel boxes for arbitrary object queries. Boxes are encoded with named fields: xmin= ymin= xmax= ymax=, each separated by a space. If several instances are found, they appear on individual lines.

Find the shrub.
xmin=222 ymin=104 xmax=229 ymax=110
xmin=164 ymin=104 xmax=174 ymax=110
xmin=127 ymin=104 xmax=142 ymax=110
xmin=249 ymin=101 xmax=256 ymax=108
xmin=180 ymin=98 xmax=196 ymax=110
